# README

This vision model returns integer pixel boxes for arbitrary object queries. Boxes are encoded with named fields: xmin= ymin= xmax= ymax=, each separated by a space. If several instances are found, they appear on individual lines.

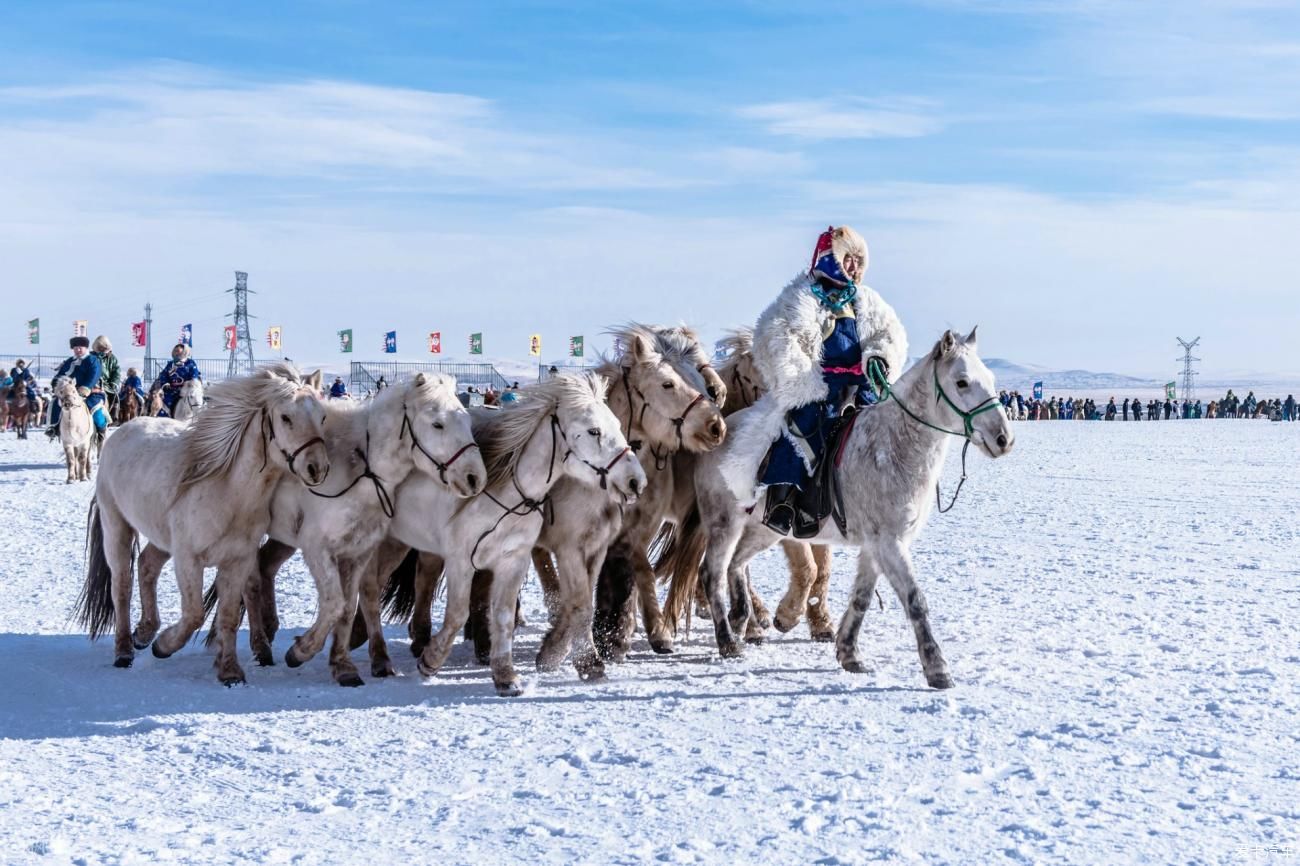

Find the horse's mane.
xmin=715 ymin=326 xmax=754 ymax=378
xmin=181 ymin=363 xmax=311 ymax=486
xmin=597 ymin=323 xmax=711 ymax=391
xmin=472 ymin=372 xmax=607 ymax=491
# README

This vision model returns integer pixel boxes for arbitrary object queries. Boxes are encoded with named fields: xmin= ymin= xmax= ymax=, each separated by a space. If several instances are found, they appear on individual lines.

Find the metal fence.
xmin=144 ymin=357 xmax=254 ymax=384
xmin=538 ymin=363 xmax=596 ymax=381
xmin=1 ymin=354 xmax=60 ymax=383
xmin=349 ymin=361 xmax=509 ymax=395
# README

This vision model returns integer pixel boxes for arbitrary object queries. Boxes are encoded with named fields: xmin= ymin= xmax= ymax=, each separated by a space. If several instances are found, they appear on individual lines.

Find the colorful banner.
xmin=383 ymin=331 xmax=397 ymax=354
xmin=1032 ymin=381 xmax=1043 ymax=400
xmin=429 ymin=331 xmax=442 ymax=354
xmin=131 ymin=321 xmax=147 ymax=348
xmin=223 ymin=325 xmax=237 ymax=351
xmin=569 ymin=335 xmax=584 ymax=358
xmin=180 ymin=323 xmax=193 ymax=347
xmin=27 ymin=318 xmax=39 ymax=345
xmin=267 ymin=326 xmax=282 ymax=351
xmin=1165 ymin=381 xmax=1177 ymax=400
xmin=469 ymin=332 xmax=483 ymax=355
xmin=73 ymin=320 xmax=88 ymax=338
xmin=338 ymin=329 xmax=353 ymax=353
xmin=529 ymin=334 xmax=542 ymax=357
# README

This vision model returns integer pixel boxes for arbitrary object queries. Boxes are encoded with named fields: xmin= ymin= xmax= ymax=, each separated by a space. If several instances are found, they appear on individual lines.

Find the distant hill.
xmin=980 ymin=358 xmax=1157 ymax=392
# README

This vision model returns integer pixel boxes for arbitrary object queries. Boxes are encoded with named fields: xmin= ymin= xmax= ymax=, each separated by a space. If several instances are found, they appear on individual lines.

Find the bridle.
xmin=620 ymin=365 xmax=708 ymax=471
xmin=259 ymin=408 xmax=326 ymax=479
xmin=306 ymin=429 xmax=395 ymax=518
xmin=399 ymin=405 xmax=479 ymax=487
xmin=469 ymin=413 xmax=562 ymax=570
xmin=866 ymin=357 xmax=1001 ymax=513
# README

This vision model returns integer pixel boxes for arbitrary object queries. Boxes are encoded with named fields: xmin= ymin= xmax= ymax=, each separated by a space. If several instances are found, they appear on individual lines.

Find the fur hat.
xmin=810 ymin=225 xmax=868 ymax=287
xmin=171 ymin=343 xmax=191 ymax=360
xmin=70 ymin=336 xmax=90 ymax=349
xmin=92 ymin=335 xmax=112 ymax=353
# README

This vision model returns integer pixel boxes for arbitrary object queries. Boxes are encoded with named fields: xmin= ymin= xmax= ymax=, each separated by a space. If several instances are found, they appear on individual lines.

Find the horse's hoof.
xmin=254 ymin=649 xmax=275 ymax=667
xmin=409 ymin=640 xmax=427 ymax=658
xmin=219 ymin=673 xmax=246 ymax=687
xmin=810 ymin=629 xmax=835 ymax=643
xmin=927 ymin=671 xmax=955 ymax=690
xmin=113 ymin=654 xmax=133 ymax=669
xmin=744 ymin=632 xmax=766 ymax=646
xmin=473 ymin=651 xmax=491 ymax=666
xmin=284 ymin=648 xmax=304 ymax=668
xmin=416 ymin=659 xmax=438 ymax=678
xmin=718 ymin=640 xmax=744 ymax=660
xmin=535 ymin=654 xmax=563 ymax=674
xmin=648 ymin=637 xmax=675 ymax=655
xmin=371 ymin=661 xmax=396 ymax=678
xmin=336 ymin=672 xmax=365 ymax=688
xmin=578 ymin=665 xmax=607 ymax=683
xmin=773 ymin=614 xmax=799 ymax=633
xmin=840 ymin=658 xmax=870 ymax=674
xmin=756 ymin=613 xmax=773 ymax=631
xmin=131 ymin=634 xmax=151 ymax=651
xmin=151 ymin=640 xmax=174 ymax=660
xmin=494 ymin=678 xmax=525 ymax=697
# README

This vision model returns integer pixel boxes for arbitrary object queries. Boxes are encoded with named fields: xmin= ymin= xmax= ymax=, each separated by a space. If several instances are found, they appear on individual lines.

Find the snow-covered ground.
xmin=1 ymin=420 xmax=1297 ymax=865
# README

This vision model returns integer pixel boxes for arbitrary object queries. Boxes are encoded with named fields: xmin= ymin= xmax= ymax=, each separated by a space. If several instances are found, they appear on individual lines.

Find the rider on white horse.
xmin=47 ymin=336 xmax=110 ymax=440
xmin=152 ymin=343 xmax=203 ymax=417
xmin=720 ymin=225 xmax=908 ymax=536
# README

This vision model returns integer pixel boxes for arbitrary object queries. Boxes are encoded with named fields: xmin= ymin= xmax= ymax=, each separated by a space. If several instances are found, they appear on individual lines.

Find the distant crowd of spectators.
xmin=1000 ymin=390 xmax=1298 ymax=422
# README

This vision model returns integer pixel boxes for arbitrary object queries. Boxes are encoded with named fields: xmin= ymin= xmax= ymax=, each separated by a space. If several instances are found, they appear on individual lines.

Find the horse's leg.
xmin=416 ymin=557 xmax=473 ymax=677
xmin=256 ymin=539 xmax=297 ymax=647
xmin=593 ymin=539 xmax=638 ymax=663
xmin=876 ymin=538 xmax=953 ymax=689
xmin=325 ymin=554 xmax=366 ymax=687
xmin=726 ymin=529 xmax=768 ymax=643
xmin=408 ymin=551 xmax=444 ymax=657
xmin=63 ymin=441 xmax=75 ymax=484
xmin=536 ymin=546 xmax=598 ymax=678
xmin=284 ymin=549 xmax=345 ymax=670
xmin=747 ymin=571 xmax=772 ymax=633
xmin=210 ymin=561 xmax=251 ymax=686
xmin=632 ymin=543 xmax=674 ymax=655
xmin=357 ymin=552 xmax=395 ymax=678
xmin=835 ymin=546 xmax=882 ymax=674
xmin=465 ymin=570 xmax=495 ymax=666
xmin=487 ymin=560 xmax=530 ymax=696
xmin=152 ymin=554 xmax=206 ymax=658
xmin=774 ymin=541 xmax=816 ymax=633
xmin=131 ymin=542 xmax=171 ymax=650
xmin=100 ymin=503 xmax=137 ymax=668
xmin=805 ymin=544 xmax=835 ymax=642
xmin=532 ymin=547 xmax=562 ymax=627
xmin=698 ymin=513 xmax=745 ymax=658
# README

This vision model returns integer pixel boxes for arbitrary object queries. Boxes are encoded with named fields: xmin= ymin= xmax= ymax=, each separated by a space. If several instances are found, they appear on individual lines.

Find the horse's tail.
xmin=74 ymin=497 xmax=119 ymax=640
xmin=381 ymin=548 xmax=420 ymax=622
xmin=659 ymin=504 xmax=707 ymax=638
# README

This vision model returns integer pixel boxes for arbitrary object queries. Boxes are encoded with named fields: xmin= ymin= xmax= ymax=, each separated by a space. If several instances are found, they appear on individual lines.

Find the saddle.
xmin=762 ymin=406 xmax=860 ymax=539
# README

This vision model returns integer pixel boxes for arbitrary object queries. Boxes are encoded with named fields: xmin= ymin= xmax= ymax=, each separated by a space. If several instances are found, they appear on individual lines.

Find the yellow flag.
xmin=529 ymin=334 xmax=542 ymax=356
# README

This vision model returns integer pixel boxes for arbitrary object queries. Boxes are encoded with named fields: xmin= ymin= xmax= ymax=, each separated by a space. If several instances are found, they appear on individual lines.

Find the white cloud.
xmin=736 ymin=98 xmax=943 ymax=140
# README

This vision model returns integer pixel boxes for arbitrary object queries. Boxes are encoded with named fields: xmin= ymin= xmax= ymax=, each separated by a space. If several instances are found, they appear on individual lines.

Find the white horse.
xmin=691 ymin=329 xmax=1014 ymax=687
xmin=75 ymin=364 xmax=331 ymax=684
xmin=172 ymin=377 xmax=205 ymax=423
xmin=226 ymin=373 xmax=485 ymax=686
xmin=357 ymin=372 xmax=646 ymax=696
xmin=53 ymin=378 xmax=93 ymax=483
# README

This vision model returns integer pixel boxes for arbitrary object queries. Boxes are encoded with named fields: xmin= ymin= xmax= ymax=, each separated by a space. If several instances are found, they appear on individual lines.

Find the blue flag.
xmin=1032 ymin=381 xmax=1043 ymax=400
xmin=180 ymin=323 xmax=192 ymax=347
xmin=384 ymin=331 xmax=397 ymax=353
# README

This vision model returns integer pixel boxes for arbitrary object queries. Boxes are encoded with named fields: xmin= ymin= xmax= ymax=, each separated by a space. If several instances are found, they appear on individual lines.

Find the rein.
xmin=400 ymin=406 xmax=479 ymax=486
xmin=305 ymin=429 xmax=395 ymax=518
xmin=259 ymin=408 xmax=326 ymax=477
xmin=620 ymin=365 xmax=708 ymax=468
xmin=468 ymin=412 xmax=562 ymax=569
xmin=866 ymin=358 xmax=1000 ymax=513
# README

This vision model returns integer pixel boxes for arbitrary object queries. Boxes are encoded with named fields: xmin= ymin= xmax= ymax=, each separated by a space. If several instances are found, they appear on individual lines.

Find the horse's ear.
xmin=414 ymin=372 xmax=427 ymax=386
xmin=307 ymin=370 xmax=323 ymax=391
xmin=965 ymin=325 xmax=978 ymax=347
xmin=933 ymin=330 xmax=957 ymax=360
xmin=629 ymin=333 xmax=657 ymax=364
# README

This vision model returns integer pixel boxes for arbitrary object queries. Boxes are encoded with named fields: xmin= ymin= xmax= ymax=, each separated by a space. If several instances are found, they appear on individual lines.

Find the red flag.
xmin=131 ymin=321 xmax=147 ymax=348
xmin=223 ymin=325 xmax=237 ymax=351
xmin=429 ymin=331 xmax=441 ymax=354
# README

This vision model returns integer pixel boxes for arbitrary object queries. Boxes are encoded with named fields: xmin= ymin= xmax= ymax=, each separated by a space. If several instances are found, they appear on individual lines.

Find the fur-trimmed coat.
xmin=718 ymin=273 xmax=909 ymax=502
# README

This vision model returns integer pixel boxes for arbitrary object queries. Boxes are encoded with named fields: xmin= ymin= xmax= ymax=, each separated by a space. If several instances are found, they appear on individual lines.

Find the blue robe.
xmin=153 ymin=359 xmax=202 ymax=414
xmin=329 ymin=380 xmax=348 ymax=398
xmin=50 ymin=353 xmax=107 ymax=430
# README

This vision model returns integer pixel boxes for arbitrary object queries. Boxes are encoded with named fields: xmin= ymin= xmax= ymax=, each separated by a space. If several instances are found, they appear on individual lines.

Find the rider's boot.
xmin=761 ymin=484 xmax=797 ymax=536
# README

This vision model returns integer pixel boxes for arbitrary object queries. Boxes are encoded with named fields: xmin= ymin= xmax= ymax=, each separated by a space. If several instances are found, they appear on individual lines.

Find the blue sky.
xmin=3 ymin=1 xmax=1299 ymax=377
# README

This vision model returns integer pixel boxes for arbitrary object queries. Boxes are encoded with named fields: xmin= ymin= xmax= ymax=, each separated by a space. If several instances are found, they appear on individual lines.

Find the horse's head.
xmin=53 ymin=377 xmax=81 ymax=406
xmin=619 ymin=329 xmax=726 ymax=453
xmin=717 ymin=328 xmax=763 ymax=412
xmin=553 ymin=372 xmax=647 ymax=500
xmin=256 ymin=366 xmax=331 ymax=487
xmin=658 ymin=324 xmax=728 ymax=408
xmin=399 ymin=372 xmax=484 ymax=498
xmin=931 ymin=327 xmax=1014 ymax=459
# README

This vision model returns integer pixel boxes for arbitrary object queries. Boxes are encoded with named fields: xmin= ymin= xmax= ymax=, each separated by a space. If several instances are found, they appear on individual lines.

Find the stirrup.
xmin=761 ymin=485 xmax=796 ymax=536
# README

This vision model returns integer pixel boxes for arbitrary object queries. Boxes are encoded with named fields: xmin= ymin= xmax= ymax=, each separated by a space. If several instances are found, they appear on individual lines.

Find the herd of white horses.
xmin=61 ymin=323 xmax=1013 ymax=695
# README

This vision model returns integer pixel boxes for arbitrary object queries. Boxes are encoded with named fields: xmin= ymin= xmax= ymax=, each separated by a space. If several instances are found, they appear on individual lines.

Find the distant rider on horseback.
xmin=8 ymin=359 xmax=37 ymax=405
xmin=119 ymin=367 xmax=146 ymax=408
xmin=46 ymin=336 xmax=110 ymax=440
xmin=151 ymin=343 xmax=202 ymax=417
xmin=721 ymin=225 xmax=908 ymax=537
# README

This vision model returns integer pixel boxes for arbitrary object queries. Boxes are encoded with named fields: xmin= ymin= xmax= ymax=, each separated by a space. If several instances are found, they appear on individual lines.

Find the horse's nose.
xmin=305 ymin=462 xmax=322 ymax=484
xmin=628 ymin=476 xmax=641 ymax=496
xmin=465 ymin=473 xmax=479 ymax=494
xmin=707 ymin=420 xmax=723 ymax=441
xmin=707 ymin=386 xmax=719 ymax=402
xmin=996 ymin=433 xmax=1008 ymax=449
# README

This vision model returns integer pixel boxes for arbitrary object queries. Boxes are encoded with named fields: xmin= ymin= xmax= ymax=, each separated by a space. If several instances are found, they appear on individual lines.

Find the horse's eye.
xmin=433 ymin=421 xmax=444 ymax=430
xmin=587 ymin=427 xmax=600 ymax=437
xmin=662 ymin=381 xmax=674 ymax=389
xmin=957 ymin=380 xmax=969 ymax=389
xmin=281 ymin=414 xmax=292 ymax=425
